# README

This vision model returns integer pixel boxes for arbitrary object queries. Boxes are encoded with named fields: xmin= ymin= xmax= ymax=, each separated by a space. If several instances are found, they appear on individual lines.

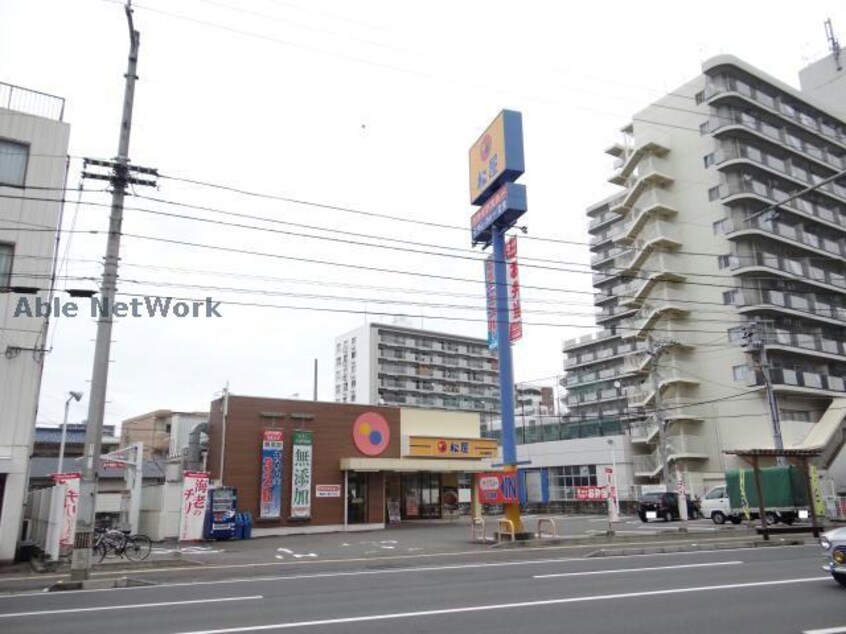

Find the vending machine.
xmin=204 ymin=486 xmax=238 ymax=540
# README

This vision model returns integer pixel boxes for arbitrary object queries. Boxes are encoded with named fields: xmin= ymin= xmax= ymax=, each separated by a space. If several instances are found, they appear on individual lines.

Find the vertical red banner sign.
xmin=505 ymin=236 xmax=522 ymax=343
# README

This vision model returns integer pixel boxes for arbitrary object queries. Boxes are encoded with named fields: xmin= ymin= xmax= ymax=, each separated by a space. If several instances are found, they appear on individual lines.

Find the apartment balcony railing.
xmin=730 ymin=251 xmax=846 ymax=290
xmin=717 ymin=142 xmax=846 ymax=206
xmin=768 ymin=329 xmax=846 ymax=360
xmin=591 ymin=245 xmax=628 ymax=266
xmin=736 ymin=289 xmax=846 ymax=326
xmin=747 ymin=367 xmax=846 ymax=394
xmin=710 ymin=111 xmax=846 ymax=172
xmin=721 ymin=179 xmax=846 ymax=230
xmin=726 ymin=216 xmax=845 ymax=260
xmin=704 ymin=77 xmax=846 ymax=147
xmin=563 ymin=330 xmax=620 ymax=353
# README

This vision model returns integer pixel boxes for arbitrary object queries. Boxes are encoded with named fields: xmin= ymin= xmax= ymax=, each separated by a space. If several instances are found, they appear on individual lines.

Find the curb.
xmin=585 ymin=537 xmax=806 ymax=558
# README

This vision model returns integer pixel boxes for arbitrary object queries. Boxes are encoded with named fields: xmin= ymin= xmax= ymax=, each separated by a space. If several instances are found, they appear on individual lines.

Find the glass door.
xmin=347 ymin=473 xmax=368 ymax=524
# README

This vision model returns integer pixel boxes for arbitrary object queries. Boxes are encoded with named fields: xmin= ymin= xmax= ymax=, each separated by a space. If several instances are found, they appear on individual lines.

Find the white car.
xmin=820 ymin=527 xmax=846 ymax=587
xmin=700 ymin=485 xmax=732 ymax=524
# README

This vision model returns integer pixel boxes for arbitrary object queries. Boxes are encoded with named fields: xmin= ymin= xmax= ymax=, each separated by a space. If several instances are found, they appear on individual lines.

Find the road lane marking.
xmin=804 ymin=628 xmax=846 ymax=634
xmin=0 ymin=535 xmax=773 ymax=585
xmin=0 ymin=595 xmax=263 ymax=619
xmin=172 ymin=578 xmax=829 ymax=633
xmin=534 ymin=561 xmax=743 ymax=578
xmin=0 ymin=544 xmax=815 ymax=598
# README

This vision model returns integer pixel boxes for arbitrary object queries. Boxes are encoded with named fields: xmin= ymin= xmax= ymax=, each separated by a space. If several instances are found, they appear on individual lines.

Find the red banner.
xmin=575 ymin=486 xmax=608 ymax=501
xmin=505 ymin=236 xmax=522 ymax=343
xmin=477 ymin=472 xmax=519 ymax=504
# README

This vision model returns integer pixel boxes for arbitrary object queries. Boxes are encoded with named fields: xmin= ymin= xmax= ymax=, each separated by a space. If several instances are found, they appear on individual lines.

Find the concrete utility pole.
xmin=742 ymin=320 xmax=786 ymax=466
xmin=647 ymin=338 xmax=678 ymax=488
xmin=71 ymin=1 xmax=155 ymax=581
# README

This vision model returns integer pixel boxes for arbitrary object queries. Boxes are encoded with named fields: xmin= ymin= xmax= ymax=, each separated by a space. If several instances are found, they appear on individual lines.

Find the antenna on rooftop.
xmin=825 ymin=18 xmax=842 ymax=71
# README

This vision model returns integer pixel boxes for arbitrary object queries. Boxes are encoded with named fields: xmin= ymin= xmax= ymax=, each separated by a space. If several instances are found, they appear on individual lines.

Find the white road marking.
xmin=0 ymin=595 xmax=263 ymax=619
xmin=0 ymin=544 xmax=814 ymax=598
xmin=173 ymin=577 xmax=828 ymax=633
xmin=0 ymin=537 xmax=793 ymax=585
xmin=804 ymin=628 xmax=846 ymax=634
xmin=534 ymin=561 xmax=742 ymax=578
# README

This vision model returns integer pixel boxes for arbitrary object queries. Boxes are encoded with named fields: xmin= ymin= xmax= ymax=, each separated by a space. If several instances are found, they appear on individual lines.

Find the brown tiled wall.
xmin=208 ymin=397 xmax=399 ymax=527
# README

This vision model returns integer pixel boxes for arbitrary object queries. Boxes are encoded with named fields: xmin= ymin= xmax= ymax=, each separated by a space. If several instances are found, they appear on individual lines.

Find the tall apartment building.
xmin=563 ymin=51 xmax=846 ymax=494
xmin=0 ymin=83 xmax=69 ymax=562
xmin=334 ymin=323 xmax=500 ymax=429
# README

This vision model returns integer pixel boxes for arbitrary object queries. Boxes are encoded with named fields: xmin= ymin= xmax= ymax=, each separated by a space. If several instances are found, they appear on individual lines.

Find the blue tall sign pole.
xmin=468 ymin=110 xmax=527 ymax=534
xmin=492 ymin=223 xmax=517 ymax=468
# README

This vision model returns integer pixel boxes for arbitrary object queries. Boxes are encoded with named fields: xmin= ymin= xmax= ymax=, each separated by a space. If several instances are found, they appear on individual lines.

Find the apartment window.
xmin=0 ymin=243 xmax=12 ymax=289
xmin=551 ymin=465 xmax=597 ymax=488
xmin=732 ymin=364 xmax=748 ymax=381
xmin=707 ymin=185 xmax=721 ymax=201
xmin=0 ymin=140 xmax=28 ymax=187
xmin=717 ymin=254 xmax=732 ymax=269
xmin=694 ymin=90 xmax=705 ymax=105
xmin=723 ymin=290 xmax=738 ymax=305
xmin=699 ymin=121 xmax=710 ymax=135
xmin=712 ymin=218 xmax=729 ymax=234
xmin=703 ymin=153 xmax=715 ymax=168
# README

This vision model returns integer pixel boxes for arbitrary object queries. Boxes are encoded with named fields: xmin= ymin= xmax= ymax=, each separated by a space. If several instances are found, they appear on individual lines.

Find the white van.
xmin=700 ymin=485 xmax=732 ymax=524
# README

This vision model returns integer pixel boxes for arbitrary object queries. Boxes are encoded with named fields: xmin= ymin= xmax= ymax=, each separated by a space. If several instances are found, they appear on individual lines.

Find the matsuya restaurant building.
xmin=207 ymin=396 xmax=498 ymax=534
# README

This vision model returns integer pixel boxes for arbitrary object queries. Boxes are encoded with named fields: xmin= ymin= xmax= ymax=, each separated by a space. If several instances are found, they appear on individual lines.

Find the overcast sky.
xmin=3 ymin=0 xmax=845 ymax=428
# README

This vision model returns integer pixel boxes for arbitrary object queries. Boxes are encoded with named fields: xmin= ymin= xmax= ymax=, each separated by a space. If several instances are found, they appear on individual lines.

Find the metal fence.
xmin=0 ymin=82 xmax=65 ymax=121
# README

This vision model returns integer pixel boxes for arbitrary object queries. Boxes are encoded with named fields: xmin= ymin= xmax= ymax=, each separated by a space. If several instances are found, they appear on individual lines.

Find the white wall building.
xmin=0 ymin=83 xmax=69 ymax=562
xmin=334 ymin=323 xmax=500 ymax=429
xmin=563 ymin=49 xmax=846 ymax=497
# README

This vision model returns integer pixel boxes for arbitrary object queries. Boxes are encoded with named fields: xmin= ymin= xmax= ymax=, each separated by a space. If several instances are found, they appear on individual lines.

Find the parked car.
xmin=820 ymin=527 xmax=846 ymax=587
xmin=700 ymin=485 xmax=732 ymax=524
xmin=638 ymin=491 xmax=700 ymax=522
xmin=701 ymin=483 xmax=796 ymax=526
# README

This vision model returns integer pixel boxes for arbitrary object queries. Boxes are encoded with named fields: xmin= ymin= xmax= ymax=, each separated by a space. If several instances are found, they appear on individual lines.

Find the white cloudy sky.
xmin=2 ymin=0 xmax=845 ymax=427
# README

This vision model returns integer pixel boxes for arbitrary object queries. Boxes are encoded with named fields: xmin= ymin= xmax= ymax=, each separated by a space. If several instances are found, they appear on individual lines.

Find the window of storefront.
xmin=548 ymin=465 xmax=597 ymax=501
xmin=401 ymin=473 xmax=441 ymax=519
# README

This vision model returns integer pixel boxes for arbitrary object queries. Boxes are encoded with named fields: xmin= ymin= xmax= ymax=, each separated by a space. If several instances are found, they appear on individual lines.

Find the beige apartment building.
xmin=563 ymin=51 xmax=846 ymax=495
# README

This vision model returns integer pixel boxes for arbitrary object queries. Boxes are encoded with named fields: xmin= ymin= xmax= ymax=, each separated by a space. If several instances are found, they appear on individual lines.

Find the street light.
xmin=57 ymin=391 xmax=84 ymax=474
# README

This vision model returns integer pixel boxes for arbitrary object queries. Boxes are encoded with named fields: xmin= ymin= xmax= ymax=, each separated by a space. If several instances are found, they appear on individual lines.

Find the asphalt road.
xmin=0 ymin=544 xmax=842 ymax=634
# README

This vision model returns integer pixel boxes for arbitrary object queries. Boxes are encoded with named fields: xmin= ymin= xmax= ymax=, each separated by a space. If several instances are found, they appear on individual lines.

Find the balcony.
xmin=563 ymin=331 xmax=620 ymax=354
xmin=704 ymin=76 xmax=846 ymax=148
xmin=566 ymin=386 xmax=626 ymax=407
xmin=730 ymin=251 xmax=846 ymax=292
xmin=710 ymin=111 xmax=846 ymax=173
xmin=768 ymin=329 xmax=846 ymax=361
xmin=725 ymin=216 xmax=845 ymax=262
xmin=721 ymin=179 xmax=845 ymax=232
xmin=565 ymin=341 xmax=641 ymax=370
xmin=608 ymin=133 xmax=671 ymax=186
xmin=717 ymin=142 xmax=846 ymax=208
xmin=564 ymin=366 xmax=633 ymax=388
xmin=591 ymin=245 xmax=628 ymax=267
xmin=589 ymin=210 xmax=622 ymax=232
xmin=747 ymin=367 xmax=846 ymax=395
xmin=596 ymin=303 xmax=638 ymax=324
xmin=736 ymin=288 xmax=846 ymax=327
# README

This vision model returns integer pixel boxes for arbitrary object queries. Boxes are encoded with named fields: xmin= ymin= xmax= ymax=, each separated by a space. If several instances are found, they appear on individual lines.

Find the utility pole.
xmin=70 ymin=1 xmax=157 ymax=581
xmin=742 ymin=320 xmax=785 ymax=465
xmin=646 ymin=338 xmax=678 ymax=488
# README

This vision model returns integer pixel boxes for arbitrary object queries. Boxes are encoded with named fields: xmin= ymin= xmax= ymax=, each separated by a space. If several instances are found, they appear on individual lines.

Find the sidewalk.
xmin=0 ymin=515 xmax=778 ymax=594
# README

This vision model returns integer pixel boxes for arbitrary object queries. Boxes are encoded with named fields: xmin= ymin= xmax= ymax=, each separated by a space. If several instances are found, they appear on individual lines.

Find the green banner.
xmin=290 ymin=430 xmax=313 ymax=519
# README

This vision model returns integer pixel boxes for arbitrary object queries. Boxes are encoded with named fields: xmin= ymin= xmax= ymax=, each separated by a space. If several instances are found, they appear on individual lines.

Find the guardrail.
xmin=0 ymin=82 xmax=65 ymax=121
xmin=536 ymin=517 xmax=557 ymax=539
xmin=470 ymin=517 xmax=486 ymax=544
xmin=497 ymin=518 xmax=515 ymax=543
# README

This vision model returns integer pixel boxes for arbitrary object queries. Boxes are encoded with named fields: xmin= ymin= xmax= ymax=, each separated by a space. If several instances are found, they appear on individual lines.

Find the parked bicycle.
xmin=92 ymin=528 xmax=152 ymax=562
